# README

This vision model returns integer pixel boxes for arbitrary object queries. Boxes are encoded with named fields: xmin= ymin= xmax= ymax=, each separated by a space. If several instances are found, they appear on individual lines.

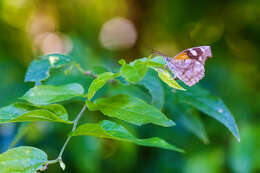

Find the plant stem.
xmin=47 ymin=104 xmax=87 ymax=168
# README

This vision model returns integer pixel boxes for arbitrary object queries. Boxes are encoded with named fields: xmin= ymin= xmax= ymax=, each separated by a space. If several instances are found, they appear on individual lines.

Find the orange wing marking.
xmin=174 ymin=52 xmax=190 ymax=60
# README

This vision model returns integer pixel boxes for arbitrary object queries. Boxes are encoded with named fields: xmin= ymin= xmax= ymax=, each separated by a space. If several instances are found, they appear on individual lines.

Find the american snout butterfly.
xmin=153 ymin=46 xmax=212 ymax=86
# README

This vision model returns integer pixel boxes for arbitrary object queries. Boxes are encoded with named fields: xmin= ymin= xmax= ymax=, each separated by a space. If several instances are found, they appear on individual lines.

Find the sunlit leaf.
xmin=25 ymin=54 xmax=74 ymax=85
xmin=148 ymin=56 xmax=166 ymax=68
xmin=0 ymin=146 xmax=48 ymax=173
xmin=86 ymin=94 xmax=175 ymax=127
xmin=0 ymin=102 xmax=72 ymax=124
xmin=139 ymin=70 xmax=164 ymax=109
xmin=88 ymin=72 xmax=119 ymax=100
xmin=153 ymin=68 xmax=185 ymax=90
xmin=119 ymin=59 xmax=148 ymax=83
xmin=72 ymin=120 xmax=183 ymax=152
xmin=20 ymin=83 xmax=84 ymax=105
xmin=174 ymin=85 xmax=240 ymax=142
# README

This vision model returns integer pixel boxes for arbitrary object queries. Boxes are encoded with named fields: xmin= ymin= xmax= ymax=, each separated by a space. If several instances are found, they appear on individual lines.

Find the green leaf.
xmin=119 ymin=59 xmax=148 ymax=83
xmin=25 ymin=54 xmax=73 ymax=85
xmin=179 ymin=109 xmax=209 ymax=144
xmin=88 ymin=72 xmax=119 ymax=100
xmin=20 ymin=83 xmax=84 ymax=105
xmin=0 ymin=102 xmax=72 ymax=124
xmin=147 ymin=56 xmax=167 ymax=68
xmin=9 ymin=123 xmax=30 ymax=148
xmin=174 ymin=85 xmax=240 ymax=142
xmin=71 ymin=120 xmax=183 ymax=152
xmin=131 ymin=56 xmax=166 ymax=68
xmin=0 ymin=146 xmax=48 ymax=173
xmin=139 ymin=69 xmax=164 ymax=109
xmin=168 ymin=104 xmax=208 ymax=143
xmin=153 ymin=68 xmax=185 ymax=90
xmin=86 ymin=94 xmax=175 ymax=127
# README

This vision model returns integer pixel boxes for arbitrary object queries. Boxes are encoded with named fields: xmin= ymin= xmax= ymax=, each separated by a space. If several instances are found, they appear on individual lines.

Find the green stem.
xmin=47 ymin=104 xmax=87 ymax=169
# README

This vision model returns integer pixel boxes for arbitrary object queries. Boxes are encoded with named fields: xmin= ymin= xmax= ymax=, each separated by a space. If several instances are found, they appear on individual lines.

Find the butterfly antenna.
xmin=151 ymin=49 xmax=168 ymax=59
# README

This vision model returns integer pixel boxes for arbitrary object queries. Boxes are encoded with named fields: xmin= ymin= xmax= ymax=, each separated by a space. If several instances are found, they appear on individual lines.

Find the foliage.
xmin=0 ymin=54 xmax=239 ymax=172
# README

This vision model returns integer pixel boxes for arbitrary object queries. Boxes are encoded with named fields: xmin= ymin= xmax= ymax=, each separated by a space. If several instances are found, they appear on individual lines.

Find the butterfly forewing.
xmin=166 ymin=46 xmax=212 ymax=86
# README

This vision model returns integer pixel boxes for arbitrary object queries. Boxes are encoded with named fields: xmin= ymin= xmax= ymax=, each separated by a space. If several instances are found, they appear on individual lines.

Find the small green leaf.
xmin=174 ymin=85 xmax=240 ymax=142
xmin=139 ymin=69 xmax=164 ymax=109
xmin=119 ymin=59 xmax=148 ymax=83
xmin=148 ymin=56 xmax=167 ymax=68
xmin=0 ymin=102 xmax=72 ymax=124
xmin=25 ymin=54 xmax=73 ymax=84
xmin=0 ymin=146 xmax=48 ymax=173
xmin=71 ymin=120 xmax=183 ymax=152
xmin=153 ymin=68 xmax=185 ymax=90
xmin=88 ymin=72 xmax=119 ymax=100
xmin=86 ymin=94 xmax=175 ymax=127
xmin=21 ymin=83 xmax=84 ymax=105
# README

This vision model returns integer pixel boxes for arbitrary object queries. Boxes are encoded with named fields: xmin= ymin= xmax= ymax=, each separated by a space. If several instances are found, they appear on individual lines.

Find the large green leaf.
xmin=86 ymin=94 xmax=175 ymax=127
xmin=88 ymin=72 xmax=119 ymax=100
xmin=20 ymin=83 xmax=84 ymax=105
xmin=0 ymin=146 xmax=48 ymax=173
xmin=119 ymin=59 xmax=148 ymax=83
xmin=166 ymin=101 xmax=208 ymax=143
xmin=71 ymin=120 xmax=183 ymax=152
xmin=139 ymin=70 xmax=164 ymax=109
xmin=0 ymin=102 xmax=72 ymax=123
xmin=25 ymin=54 xmax=74 ymax=85
xmin=174 ymin=85 xmax=240 ymax=142
xmin=153 ymin=68 xmax=185 ymax=90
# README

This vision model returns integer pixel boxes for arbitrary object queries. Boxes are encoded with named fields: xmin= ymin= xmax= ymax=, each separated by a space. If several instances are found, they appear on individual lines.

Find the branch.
xmin=45 ymin=104 xmax=87 ymax=170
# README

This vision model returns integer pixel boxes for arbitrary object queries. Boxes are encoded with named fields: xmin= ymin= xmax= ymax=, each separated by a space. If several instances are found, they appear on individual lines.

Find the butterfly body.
xmin=154 ymin=46 xmax=212 ymax=86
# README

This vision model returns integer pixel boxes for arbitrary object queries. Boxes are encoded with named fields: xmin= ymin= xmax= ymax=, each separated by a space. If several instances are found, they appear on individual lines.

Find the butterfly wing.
xmin=167 ymin=46 xmax=212 ymax=86
xmin=167 ymin=58 xmax=205 ymax=86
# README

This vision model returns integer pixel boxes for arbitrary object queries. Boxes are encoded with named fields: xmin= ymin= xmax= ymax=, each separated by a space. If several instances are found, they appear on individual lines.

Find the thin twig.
xmin=46 ymin=104 xmax=87 ymax=169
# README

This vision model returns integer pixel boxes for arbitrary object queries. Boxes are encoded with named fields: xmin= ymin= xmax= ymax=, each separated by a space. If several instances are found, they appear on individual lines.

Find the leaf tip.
xmin=165 ymin=120 xmax=176 ymax=127
xmin=235 ymin=136 xmax=241 ymax=143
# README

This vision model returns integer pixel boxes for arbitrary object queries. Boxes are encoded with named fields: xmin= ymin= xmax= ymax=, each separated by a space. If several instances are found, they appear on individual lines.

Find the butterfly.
xmin=152 ymin=46 xmax=212 ymax=86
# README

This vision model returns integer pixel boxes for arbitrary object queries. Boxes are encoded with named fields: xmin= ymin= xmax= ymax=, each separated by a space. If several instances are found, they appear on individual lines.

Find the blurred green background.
xmin=0 ymin=0 xmax=260 ymax=172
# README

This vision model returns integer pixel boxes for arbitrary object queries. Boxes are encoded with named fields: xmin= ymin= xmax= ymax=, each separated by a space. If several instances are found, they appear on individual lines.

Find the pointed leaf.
xmin=88 ymin=72 xmax=119 ymax=100
xmin=20 ymin=83 xmax=84 ymax=105
xmin=0 ymin=102 xmax=72 ymax=124
xmin=153 ymin=68 xmax=185 ymax=90
xmin=139 ymin=70 xmax=164 ymax=109
xmin=174 ymin=85 xmax=240 ymax=142
xmin=0 ymin=146 xmax=48 ymax=173
xmin=72 ymin=120 xmax=183 ymax=152
xmin=179 ymin=109 xmax=209 ymax=144
xmin=119 ymin=59 xmax=148 ymax=83
xmin=166 ymin=102 xmax=208 ymax=143
xmin=25 ymin=54 xmax=74 ymax=84
xmin=86 ymin=94 xmax=175 ymax=127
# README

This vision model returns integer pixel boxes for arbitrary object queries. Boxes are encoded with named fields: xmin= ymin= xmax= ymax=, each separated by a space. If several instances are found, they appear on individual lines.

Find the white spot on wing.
xmin=190 ymin=49 xmax=197 ymax=56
